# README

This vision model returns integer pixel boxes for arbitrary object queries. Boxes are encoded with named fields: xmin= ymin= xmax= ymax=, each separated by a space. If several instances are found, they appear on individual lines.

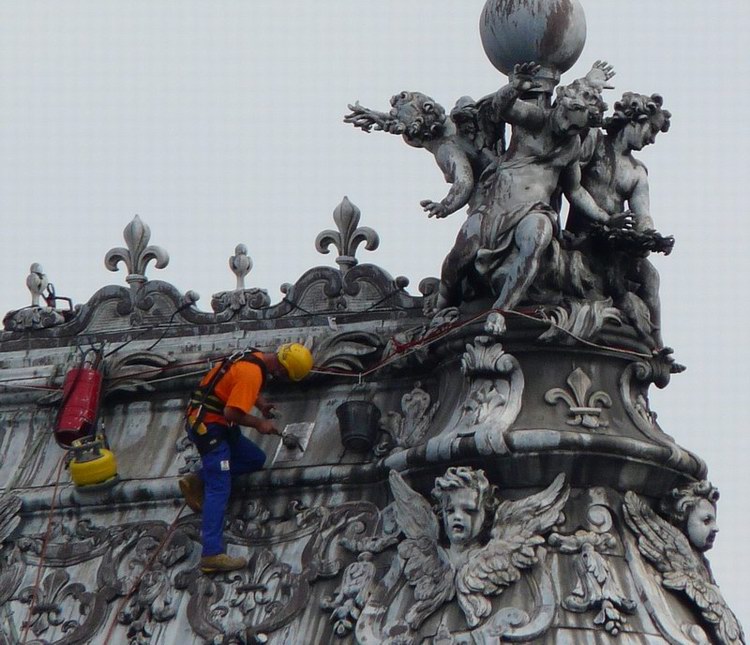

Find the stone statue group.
xmin=346 ymin=61 xmax=674 ymax=349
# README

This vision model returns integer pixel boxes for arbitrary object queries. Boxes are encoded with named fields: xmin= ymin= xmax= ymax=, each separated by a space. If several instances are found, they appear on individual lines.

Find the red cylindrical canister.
xmin=55 ymin=367 xmax=103 ymax=447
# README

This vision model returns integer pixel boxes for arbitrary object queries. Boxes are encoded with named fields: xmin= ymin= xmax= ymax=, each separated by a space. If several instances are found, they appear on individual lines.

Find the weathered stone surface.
xmin=0 ymin=1 xmax=744 ymax=643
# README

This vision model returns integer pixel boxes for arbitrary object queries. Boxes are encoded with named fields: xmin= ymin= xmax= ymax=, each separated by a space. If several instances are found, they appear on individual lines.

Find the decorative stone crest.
xmin=545 ymin=367 xmax=612 ymax=430
xmin=104 ymin=215 xmax=169 ymax=292
xmin=378 ymin=382 xmax=438 ymax=453
xmin=429 ymin=313 xmax=524 ymax=457
xmin=211 ymin=244 xmax=272 ymax=317
xmin=3 ymin=305 xmax=66 ymax=332
xmin=549 ymin=503 xmax=636 ymax=635
xmin=315 ymin=197 xmax=379 ymax=274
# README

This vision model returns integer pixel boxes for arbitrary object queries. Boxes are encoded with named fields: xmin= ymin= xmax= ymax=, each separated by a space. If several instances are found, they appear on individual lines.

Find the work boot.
xmin=200 ymin=553 xmax=247 ymax=574
xmin=178 ymin=473 xmax=204 ymax=513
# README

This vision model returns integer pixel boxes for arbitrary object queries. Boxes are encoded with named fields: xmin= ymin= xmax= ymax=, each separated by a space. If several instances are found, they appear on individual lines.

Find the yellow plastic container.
xmin=69 ymin=437 xmax=118 ymax=488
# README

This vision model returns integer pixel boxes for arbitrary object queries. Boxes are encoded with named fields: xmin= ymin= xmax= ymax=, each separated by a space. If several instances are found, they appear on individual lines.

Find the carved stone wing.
xmin=388 ymin=469 xmax=440 ymax=542
xmin=456 ymin=474 xmax=568 ymax=627
xmin=473 ymin=94 xmax=506 ymax=156
xmin=623 ymin=491 xmax=745 ymax=645
xmin=388 ymin=470 xmax=455 ymax=630
xmin=398 ymin=537 xmax=455 ymax=631
xmin=0 ymin=494 xmax=22 ymax=544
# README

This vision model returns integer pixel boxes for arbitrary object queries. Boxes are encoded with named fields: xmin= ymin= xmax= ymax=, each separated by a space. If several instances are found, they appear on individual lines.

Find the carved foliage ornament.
xmin=549 ymin=503 xmax=636 ymax=636
xmin=433 ymin=317 xmax=524 ymax=457
xmin=379 ymin=382 xmax=439 ymax=453
xmin=0 ymin=494 xmax=23 ymax=609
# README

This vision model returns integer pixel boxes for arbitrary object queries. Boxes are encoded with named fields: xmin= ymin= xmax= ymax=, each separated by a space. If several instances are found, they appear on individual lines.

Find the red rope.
xmin=100 ymin=502 xmax=187 ymax=644
xmin=19 ymin=453 xmax=67 ymax=644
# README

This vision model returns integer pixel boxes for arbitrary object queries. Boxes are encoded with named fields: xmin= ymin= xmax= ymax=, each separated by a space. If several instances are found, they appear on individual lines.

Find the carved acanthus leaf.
xmin=0 ymin=494 xmax=22 ymax=544
xmin=462 ymin=336 xmax=515 ymax=377
xmin=3 ymin=306 xmax=66 ymax=331
xmin=381 ymin=383 xmax=438 ymax=451
xmin=103 ymin=351 xmax=176 ymax=394
xmin=315 ymin=330 xmax=383 ymax=372
xmin=538 ymin=298 xmax=623 ymax=344
xmin=549 ymin=529 xmax=636 ymax=635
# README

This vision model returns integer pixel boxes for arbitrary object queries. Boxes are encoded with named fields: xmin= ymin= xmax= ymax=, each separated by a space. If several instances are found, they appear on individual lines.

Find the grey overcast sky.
xmin=0 ymin=0 xmax=748 ymax=630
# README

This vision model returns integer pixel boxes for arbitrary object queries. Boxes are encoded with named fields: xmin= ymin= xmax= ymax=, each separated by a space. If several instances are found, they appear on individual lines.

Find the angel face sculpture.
xmin=624 ymin=489 xmax=743 ymax=645
xmin=432 ymin=467 xmax=490 ymax=550
xmin=660 ymin=480 xmax=720 ymax=552
xmin=388 ymin=468 xmax=568 ymax=631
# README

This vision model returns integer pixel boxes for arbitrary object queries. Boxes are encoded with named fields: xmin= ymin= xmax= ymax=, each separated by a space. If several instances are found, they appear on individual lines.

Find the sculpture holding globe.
xmin=345 ymin=0 xmax=675 ymax=350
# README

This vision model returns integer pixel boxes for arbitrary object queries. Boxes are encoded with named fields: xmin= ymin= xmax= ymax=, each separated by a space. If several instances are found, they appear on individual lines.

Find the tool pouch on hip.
xmin=193 ymin=433 xmax=223 ymax=457
xmin=186 ymin=416 xmax=228 ymax=456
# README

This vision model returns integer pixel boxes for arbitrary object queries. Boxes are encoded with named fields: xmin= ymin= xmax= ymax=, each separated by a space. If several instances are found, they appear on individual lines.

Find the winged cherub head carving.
xmin=431 ymin=467 xmax=493 ymax=549
xmin=659 ymin=480 xmax=720 ymax=552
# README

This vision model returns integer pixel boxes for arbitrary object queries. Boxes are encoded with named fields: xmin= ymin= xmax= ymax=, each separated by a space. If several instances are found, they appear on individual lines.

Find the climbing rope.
xmin=100 ymin=501 xmax=188 ymax=644
xmin=19 ymin=452 xmax=67 ymax=644
xmin=0 ymin=306 xmax=655 ymax=395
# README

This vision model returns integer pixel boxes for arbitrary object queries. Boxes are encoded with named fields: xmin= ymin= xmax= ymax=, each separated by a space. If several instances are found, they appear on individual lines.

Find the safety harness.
xmin=186 ymin=349 xmax=267 ymax=455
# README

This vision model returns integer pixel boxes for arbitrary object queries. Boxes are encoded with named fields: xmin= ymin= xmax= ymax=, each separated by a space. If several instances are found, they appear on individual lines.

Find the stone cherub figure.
xmin=623 ymin=483 xmax=745 ymax=645
xmin=345 ymin=90 xmax=502 ymax=220
xmin=347 ymin=62 xmax=630 ymax=316
xmin=387 ymin=467 xmax=568 ymax=631
xmin=567 ymin=92 xmax=674 ymax=348
xmin=442 ymin=61 xmax=632 ymax=315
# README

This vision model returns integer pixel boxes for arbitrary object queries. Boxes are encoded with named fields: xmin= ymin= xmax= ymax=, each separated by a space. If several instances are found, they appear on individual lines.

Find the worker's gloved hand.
xmin=256 ymin=418 xmax=279 ymax=435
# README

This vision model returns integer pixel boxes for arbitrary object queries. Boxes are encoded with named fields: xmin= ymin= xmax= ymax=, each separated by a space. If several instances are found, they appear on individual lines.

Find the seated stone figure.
xmin=434 ymin=62 xmax=625 ymax=314
xmin=566 ymin=92 xmax=673 ymax=347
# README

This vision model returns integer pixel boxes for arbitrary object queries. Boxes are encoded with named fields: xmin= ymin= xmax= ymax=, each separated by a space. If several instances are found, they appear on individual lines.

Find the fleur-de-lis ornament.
xmin=104 ymin=215 xmax=169 ymax=290
xmin=545 ymin=367 xmax=612 ymax=429
xmin=315 ymin=197 xmax=379 ymax=274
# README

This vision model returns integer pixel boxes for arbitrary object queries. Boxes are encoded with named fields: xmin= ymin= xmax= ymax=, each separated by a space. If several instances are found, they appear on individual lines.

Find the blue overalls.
xmin=186 ymin=422 xmax=266 ymax=556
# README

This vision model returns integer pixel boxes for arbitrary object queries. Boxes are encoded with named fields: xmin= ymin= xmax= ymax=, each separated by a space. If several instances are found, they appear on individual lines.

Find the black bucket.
xmin=336 ymin=400 xmax=381 ymax=452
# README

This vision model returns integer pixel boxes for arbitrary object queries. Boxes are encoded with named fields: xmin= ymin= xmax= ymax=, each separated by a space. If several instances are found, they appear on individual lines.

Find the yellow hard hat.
xmin=276 ymin=343 xmax=314 ymax=381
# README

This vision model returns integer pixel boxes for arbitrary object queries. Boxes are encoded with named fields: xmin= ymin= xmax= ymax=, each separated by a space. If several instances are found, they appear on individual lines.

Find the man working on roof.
xmin=180 ymin=342 xmax=314 ymax=573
